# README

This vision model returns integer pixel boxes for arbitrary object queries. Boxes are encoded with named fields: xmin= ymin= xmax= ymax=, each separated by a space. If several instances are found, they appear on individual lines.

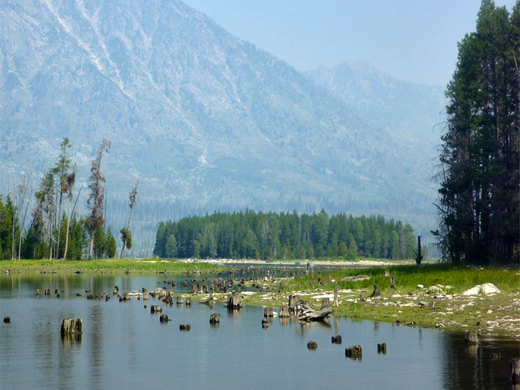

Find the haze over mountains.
xmin=1 ymin=0 xmax=446 ymax=254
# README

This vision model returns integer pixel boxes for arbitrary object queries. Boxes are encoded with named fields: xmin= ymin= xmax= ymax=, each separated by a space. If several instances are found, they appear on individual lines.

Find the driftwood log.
xmin=61 ymin=318 xmax=82 ymax=335
xmin=298 ymin=303 xmax=333 ymax=322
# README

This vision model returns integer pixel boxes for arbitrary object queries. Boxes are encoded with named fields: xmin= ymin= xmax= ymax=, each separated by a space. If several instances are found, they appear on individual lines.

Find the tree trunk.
xmin=89 ymin=234 xmax=94 ymax=260
xmin=63 ymin=197 xmax=72 ymax=261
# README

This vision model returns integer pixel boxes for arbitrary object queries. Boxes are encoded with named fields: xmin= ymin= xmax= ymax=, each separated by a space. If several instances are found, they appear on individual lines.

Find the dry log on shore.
xmin=298 ymin=303 xmax=333 ymax=322
xmin=339 ymin=275 xmax=370 ymax=282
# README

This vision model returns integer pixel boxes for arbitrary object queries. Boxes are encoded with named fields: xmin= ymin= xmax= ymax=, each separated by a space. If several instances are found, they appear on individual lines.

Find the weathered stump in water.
xmin=264 ymin=307 xmax=274 ymax=318
xmin=345 ymin=345 xmax=363 ymax=359
xmin=377 ymin=343 xmax=387 ymax=354
xmin=289 ymin=294 xmax=299 ymax=313
xmin=87 ymin=294 xmax=94 ymax=300
xmin=186 ymin=297 xmax=191 ymax=307
xmin=279 ymin=306 xmax=290 ymax=318
xmin=159 ymin=314 xmax=169 ymax=323
xmin=465 ymin=331 xmax=479 ymax=345
xmin=369 ymin=284 xmax=381 ymax=298
xmin=61 ymin=318 xmax=82 ymax=335
xmin=44 ymin=288 xmax=51 ymax=296
xmin=179 ymin=324 xmax=191 ymax=331
xmin=105 ymin=295 xmax=110 ymax=302
xmin=227 ymin=292 xmax=242 ymax=309
xmin=331 ymin=335 xmax=342 ymax=344
xmin=177 ymin=296 xmax=184 ymax=305
xmin=113 ymin=286 xmax=119 ymax=294
xmin=262 ymin=317 xmax=269 ymax=329
xmin=143 ymin=291 xmax=149 ymax=300
xmin=307 ymin=340 xmax=318 ymax=350
xmin=151 ymin=305 xmax=162 ymax=314
xmin=209 ymin=313 xmax=220 ymax=324
xmin=4 ymin=316 xmax=11 ymax=324
xmin=511 ymin=358 xmax=520 ymax=384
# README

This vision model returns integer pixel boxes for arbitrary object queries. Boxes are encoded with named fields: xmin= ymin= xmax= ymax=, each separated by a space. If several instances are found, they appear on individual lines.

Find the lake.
xmin=0 ymin=273 xmax=518 ymax=390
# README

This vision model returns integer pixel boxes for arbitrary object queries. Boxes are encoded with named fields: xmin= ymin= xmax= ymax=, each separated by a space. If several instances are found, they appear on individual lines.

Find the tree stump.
xmin=390 ymin=274 xmax=396 ymax=290
xmin=159 ymin=314 xmax=169 ymax=323
xmin=264 ymin=306 xmax=274 ymax=318
xmin=307 ymin=340 xmax=318 ymax=350
xmin=61 ymin=318 xmax=82 ymax=335
xmin=179 ymin=324 xmax=191 ymax=331
xmin=177 ymin=296 xmax=184 ymax=305
xmin=331 ymin=335 xmax=342 ymax=344
xmin=185 ymin=297 xmax=191 ymax=307
xmin=227 ymin=292 xmax=242 ymax=309
xmin=151 ymin=305 xmax=162 ymax=314
xmin=279 ymin=306 xmax=290 ymax=318
xmin=262 ymin=318 xmax=269 ymax=329
xmin=377 ymin=343 xmax=387 ymax=354
xmin=143 ymin=291 xmax=149 ymax=300
xmin=209 ymin=313 xmax=220 ymax=324
xmin=333 ymin=285 xmax=339 ymax=307
xmin=345 ymin=345 xmax=363 ymax=359
xmin=369 ymin=284 xmax=381 ymax=298
xmin=328 ymin=273 xmax=332 ymax=284
xmin=465 ymin=331 xmax=479 ymax=345
xmin=289 ymin=295 xmax=299 ymax=312
xmin=3 ymin=316 xmax=10 ymax=324
xmin=511 ymin=358 xmax=520 ymax=384
xmin=321 ymin=298 xmax=330 ymax=309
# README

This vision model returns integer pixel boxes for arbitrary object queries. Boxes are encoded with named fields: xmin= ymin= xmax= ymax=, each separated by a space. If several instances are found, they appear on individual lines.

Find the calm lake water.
xmin=0 ymin=273 xmax=518 ymax=390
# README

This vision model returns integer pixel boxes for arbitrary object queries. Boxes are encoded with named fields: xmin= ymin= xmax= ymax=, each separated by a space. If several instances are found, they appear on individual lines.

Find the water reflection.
xmin=0 ymin=273 xmax=518 ymax=390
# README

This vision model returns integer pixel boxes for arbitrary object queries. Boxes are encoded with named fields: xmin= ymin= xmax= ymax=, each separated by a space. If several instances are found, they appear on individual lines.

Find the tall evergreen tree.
xmin=436 ymin=0 xmax=519 ymax=264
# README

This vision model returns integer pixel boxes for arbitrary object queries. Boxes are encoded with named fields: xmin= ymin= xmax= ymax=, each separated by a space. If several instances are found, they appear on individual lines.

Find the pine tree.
xmin=436 ymin=0 xmax=519 ymax=264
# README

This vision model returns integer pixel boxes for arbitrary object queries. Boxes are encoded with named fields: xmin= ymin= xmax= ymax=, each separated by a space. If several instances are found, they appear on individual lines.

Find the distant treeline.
xmin=153 ymin=211 xmax=418 ymax=260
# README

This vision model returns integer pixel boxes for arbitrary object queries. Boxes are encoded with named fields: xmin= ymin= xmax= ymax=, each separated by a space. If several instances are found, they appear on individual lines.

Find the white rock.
xmin=462 ymin=283 xmax=501 ymax=296
xmin=417 ymin=284 xmax=424 ymax=289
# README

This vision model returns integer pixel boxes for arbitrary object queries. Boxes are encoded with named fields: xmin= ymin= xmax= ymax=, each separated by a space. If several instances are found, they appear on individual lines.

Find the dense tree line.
xmin=0 ymin=137 xmax=132 ymax=260
xmin=153 ymin=210 xmax=417 ymax=260
xmin=436 ymin=0 xmax=519 ymax=264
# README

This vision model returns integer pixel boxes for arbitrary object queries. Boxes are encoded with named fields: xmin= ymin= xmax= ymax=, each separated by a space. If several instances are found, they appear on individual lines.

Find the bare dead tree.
xmin=86 ymin=139 xmax=111 ymax=260
xmin=63 ymin=166 xmax=76 ymax=261
xmin=120 ymin=180 xmax=138 ymax=259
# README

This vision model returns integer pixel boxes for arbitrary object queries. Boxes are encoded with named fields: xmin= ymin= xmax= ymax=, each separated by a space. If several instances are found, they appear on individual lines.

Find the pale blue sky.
xmin=182 ymin=0 xmax=517 ymax=86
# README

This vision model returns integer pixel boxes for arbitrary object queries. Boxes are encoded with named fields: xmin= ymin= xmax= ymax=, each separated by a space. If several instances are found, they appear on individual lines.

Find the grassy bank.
xmin=0 ymin=258 xmax=224 ymax=275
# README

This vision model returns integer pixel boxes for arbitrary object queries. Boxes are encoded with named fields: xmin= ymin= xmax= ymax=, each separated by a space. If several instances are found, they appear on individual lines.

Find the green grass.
xmin=0 ymin=258 xmax=224 ymax=275
xmin=284 ymin=262 xmax=520 ymax=294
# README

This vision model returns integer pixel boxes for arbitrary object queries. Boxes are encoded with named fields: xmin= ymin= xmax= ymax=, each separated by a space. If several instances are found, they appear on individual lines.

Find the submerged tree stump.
xmin=179 ymin=324 xmax=191 ymax=331
xmin=177 ymin=296 xmax=184 ymax=305
xmin=377 ymin=343 xmax=387 ymax=354
xmin=151 ymin=305 xmax=162 ymax=314
xmin=160 ymin=314 xmax=169 ymax=323
xmin=227 ymin=292 xmax=242 ymax=309
xmin=209 ymin=313 xmax=220 ymax=324
xmin=331 ymin=335 xmax=342 ymax=344
xmin=511 ymin=358 xmax=520 ymax=384
xmin=61 ymin=318 xmax=82 ymax=335
xmin=465 ymin=331 xmax=479 ymax=345
xmin=185 ymin=297 xmax=191 ymax=307
xmin=264 ymin=307 xmax=274 ymax=318
xmin=288 ymin=295 xmax=299 ymax=313
xmin=345 ymin=345 xmax=363 ymax=359
xmin=3 ymin=316 xmax=10 ymax=324
xmin=307 ymin=340 xmax=318 ymax=350
xmin=279 ymin=306 xmax=290 ymax=318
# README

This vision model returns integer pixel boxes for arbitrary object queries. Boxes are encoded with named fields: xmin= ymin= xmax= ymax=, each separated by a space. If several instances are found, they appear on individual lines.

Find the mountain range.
xmin=1 ymin=0 xmax=446 ymax=254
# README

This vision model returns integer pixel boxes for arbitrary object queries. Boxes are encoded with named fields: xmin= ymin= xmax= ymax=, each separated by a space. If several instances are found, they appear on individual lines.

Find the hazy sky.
xmin=182 ymin=0 xmax=517 ymax=87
